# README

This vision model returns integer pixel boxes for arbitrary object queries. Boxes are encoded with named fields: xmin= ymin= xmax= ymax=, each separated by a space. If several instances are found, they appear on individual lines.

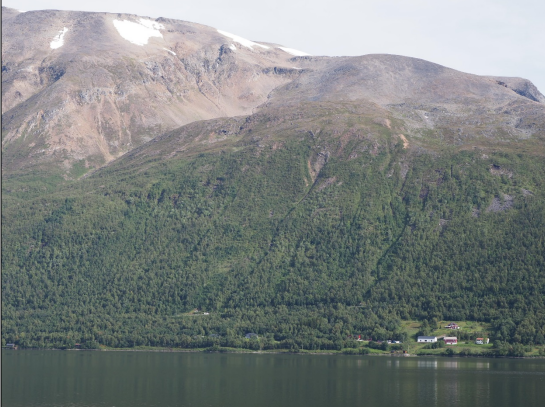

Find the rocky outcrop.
xmin=486 ymin=194 xmax=514 ymax=213
xmin=492 ymin=77 xmax=545 ymax=104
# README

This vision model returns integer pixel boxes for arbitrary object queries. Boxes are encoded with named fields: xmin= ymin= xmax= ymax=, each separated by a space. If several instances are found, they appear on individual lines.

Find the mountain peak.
xmin=2 ymin=7 xmax=544 ymax=179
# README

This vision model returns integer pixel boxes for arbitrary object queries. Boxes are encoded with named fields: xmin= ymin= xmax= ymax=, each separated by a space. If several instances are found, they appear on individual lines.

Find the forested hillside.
xmin=3 ymin=103 xmax=545 ymax=349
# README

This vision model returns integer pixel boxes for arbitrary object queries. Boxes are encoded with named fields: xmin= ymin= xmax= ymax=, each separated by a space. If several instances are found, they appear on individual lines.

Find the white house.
xmin=417 ymin=336 xmax=437 ymax=343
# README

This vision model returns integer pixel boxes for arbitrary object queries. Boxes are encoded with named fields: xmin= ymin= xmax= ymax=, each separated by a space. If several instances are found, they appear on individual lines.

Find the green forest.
xmin=2 ymin=110 xmax=545 ymax=352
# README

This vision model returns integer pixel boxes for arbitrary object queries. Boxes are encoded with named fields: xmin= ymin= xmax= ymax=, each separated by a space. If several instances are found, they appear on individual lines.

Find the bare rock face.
xmin=264 ymin=54 xmax=545 ymax=147
xmin=2 ymin=7 xmax=545 ymax=177
xmin=266 ymin=54 xmax=544 ymax=106
xmin=486 ymin=194 xmax=514 ymax=213
xmin=491 ymin=77 xmax=545 ymax=104
xmin=1 ymin=7 xmax=303 ymax=173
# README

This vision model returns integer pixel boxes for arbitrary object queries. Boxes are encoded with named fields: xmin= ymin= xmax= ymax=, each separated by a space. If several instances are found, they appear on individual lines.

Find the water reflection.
xmin=443 ymin=360 xmax=458 ymax=369
xmin=2 ymin=351 xmax=544 ymax=407
xmin=417 ymin=359 xmax=438 ymax=368
xmin=444 ymin=376 xmax=460 ymax=404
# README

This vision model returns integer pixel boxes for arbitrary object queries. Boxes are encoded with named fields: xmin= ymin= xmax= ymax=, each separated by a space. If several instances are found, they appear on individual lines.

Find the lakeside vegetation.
xmin=6 ymin=332 xmax=545 ymax=358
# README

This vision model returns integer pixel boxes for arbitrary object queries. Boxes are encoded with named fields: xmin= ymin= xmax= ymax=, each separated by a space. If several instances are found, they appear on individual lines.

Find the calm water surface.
xmin=2 ymin=350 xmax=545 ymax=407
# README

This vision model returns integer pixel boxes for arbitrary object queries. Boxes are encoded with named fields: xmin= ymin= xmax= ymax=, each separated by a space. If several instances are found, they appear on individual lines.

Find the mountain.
xmin=2 ymin=7 xmax=545 ymax=351
xmin=2 ymin=7 xmax=306 ymax=175
xmin=3 ymin=7 xmax=544 ymax=179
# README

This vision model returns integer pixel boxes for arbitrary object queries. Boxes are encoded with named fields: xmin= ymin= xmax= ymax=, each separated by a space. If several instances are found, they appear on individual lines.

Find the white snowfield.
xmin=277 ymin=46 xmax=311 ymax=56
xmin=217 ymin=29 xmax=269 ymax=50
xmin=113 ymin=18 xmax=165 ymax=46
xmin=163 ymin=48 xmax=176 ymax=55
xmin=229 ymin=44 xmax=237 ymax=51
xmin=50 ymin=27 xmax=68 ymax=49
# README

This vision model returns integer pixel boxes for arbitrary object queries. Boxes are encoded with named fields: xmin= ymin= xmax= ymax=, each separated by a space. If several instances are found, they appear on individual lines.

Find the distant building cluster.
xmin=416 ymin=323 xmax=490 ymax=346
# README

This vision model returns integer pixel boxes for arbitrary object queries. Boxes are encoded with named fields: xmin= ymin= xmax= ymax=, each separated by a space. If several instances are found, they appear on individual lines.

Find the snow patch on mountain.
xmin=217 ymin=30 xmax=269 ymax=49
xmin=50 ymin=27 xmax=68 ymax=49
xmin=229 ymin=44 xmax=237 ymax=51
xmin=164 ymin=48 xmax=176 ymax=55
xmin=113 ymin=19 xmax=164 ymax=46
xmin=278 ymin=46 xmax=311 ymax=56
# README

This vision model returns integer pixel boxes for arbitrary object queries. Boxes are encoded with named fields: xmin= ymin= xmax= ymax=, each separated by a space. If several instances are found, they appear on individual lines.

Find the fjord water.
xmin=2 ymin=351 xmax=544 ymax=407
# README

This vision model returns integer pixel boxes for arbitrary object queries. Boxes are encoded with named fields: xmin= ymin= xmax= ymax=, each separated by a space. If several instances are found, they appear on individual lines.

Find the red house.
xmin=444 ymin=337 xmax=458 ymax=345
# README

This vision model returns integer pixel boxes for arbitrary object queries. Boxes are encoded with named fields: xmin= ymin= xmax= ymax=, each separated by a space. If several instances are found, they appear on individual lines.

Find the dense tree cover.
xmin=2 ymin=128 xmax=545 ymax=349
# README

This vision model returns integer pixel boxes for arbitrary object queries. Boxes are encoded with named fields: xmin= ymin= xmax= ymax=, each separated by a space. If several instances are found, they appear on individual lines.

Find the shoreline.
xmin=4 ymin=347 xmax=543 ymax=359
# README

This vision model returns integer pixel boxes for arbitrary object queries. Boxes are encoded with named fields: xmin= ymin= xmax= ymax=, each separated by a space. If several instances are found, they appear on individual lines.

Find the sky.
xmin=4 ymin=0 xmax=545 ymax=93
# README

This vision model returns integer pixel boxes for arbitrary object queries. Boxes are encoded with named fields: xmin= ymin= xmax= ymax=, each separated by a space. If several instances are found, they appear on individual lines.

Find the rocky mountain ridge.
xmin=2 ymin=6 xmax=544 ymax=179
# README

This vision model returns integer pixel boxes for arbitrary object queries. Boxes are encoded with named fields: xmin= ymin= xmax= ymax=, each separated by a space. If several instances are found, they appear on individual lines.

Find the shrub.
xmin=368 ymin=341 xmax=389 ymax=351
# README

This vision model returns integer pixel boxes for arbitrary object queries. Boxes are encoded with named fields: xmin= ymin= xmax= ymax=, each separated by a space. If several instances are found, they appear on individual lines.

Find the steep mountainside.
xmin=3 ymin=100 xmax=545 ymax=349
xmin=2 ymin=7 xmax=545 ymax=351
